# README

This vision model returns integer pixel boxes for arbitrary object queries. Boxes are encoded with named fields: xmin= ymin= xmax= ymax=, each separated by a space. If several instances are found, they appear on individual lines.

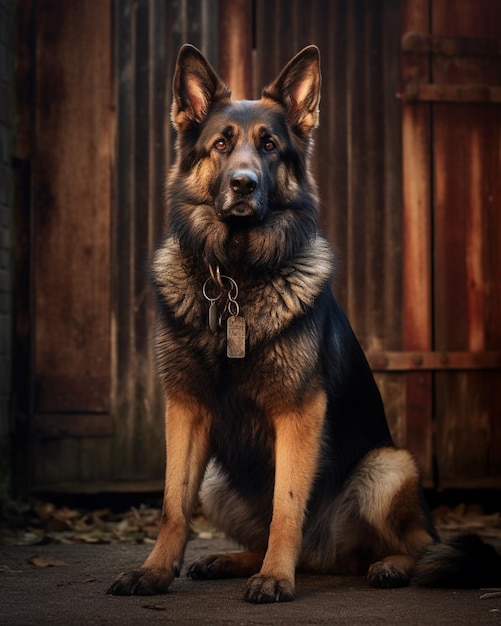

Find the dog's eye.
xmin=214 ymin=139 xmax=227 ymax=151
xmin=263 ymin=139 xmax=276 ymax=152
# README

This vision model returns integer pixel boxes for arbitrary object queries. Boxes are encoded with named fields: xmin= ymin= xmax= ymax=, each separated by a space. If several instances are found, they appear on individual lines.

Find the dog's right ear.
xmin=172 ymin=44 xmax=231 ymax=129
xmin=263 ymin=46 xmax=321 ymax=136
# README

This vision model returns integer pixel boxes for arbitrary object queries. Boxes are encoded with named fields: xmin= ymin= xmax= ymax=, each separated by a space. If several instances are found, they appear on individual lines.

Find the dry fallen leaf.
xmin=480 ymin=591 xmax=501 ymax=600
xmin=29 ymin=555 xmax=66 ymax=567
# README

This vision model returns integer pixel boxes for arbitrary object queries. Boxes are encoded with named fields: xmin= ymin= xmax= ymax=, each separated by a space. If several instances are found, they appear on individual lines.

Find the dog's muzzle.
xmin=221 ymin=169 xmax=261 ymax=219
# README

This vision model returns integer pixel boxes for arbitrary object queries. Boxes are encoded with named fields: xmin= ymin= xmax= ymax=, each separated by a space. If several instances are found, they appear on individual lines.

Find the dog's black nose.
xmin=230 ymin=170 xmax=258 ymax=196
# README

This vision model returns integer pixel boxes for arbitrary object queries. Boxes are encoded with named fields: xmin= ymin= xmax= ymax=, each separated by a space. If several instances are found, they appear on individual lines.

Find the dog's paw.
xmin=188 ymin=551 xmax=263 ymax=579
xmin=367 ymin=561 xmax=410 ymax=588
xmin=107 ymin=568 xmax=173 ymax=595
xmin=187 ymin=555 xmax=228 ymax=579
xmin=244 ymin=574 xmax=296 ymax=603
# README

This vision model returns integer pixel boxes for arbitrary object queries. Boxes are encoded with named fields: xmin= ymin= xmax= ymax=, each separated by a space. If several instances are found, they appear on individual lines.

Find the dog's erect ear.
xmin=172 ymin=44 xmax=231 ymax=129
xmin=263 ymin=46 xmax=321 ymax=135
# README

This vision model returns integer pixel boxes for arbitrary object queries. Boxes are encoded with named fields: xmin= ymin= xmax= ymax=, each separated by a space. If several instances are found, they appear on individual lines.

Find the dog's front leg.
xmin=108 ymin=394 xmax=211 ymax=595
xmin=244 ymin=388 xmax=327 ymax=603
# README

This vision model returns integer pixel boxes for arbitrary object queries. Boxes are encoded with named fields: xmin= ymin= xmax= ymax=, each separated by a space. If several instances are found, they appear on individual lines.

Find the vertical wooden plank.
xmin=465 ymin=132 xmax=484 ymax=352
xmin=317 ymin=1 xmax=349 ymax=308
xmin=12 ymin=0 xmax=34 ymax=496
xmin=378 ymin=0 xmax=406 ymax=444
xmin=151 ymin=0 xmax=168 ymax=244
xmin=113 ymin=0 xmax=135 ymax=479
xmin=33 ymin=0 xmax=112 ymax=413
xmin=218 ymin=0 xmax=253 ymax=99
xmin=431 ymin=0 xmax=501 ymax=488
xmin=401 ymin=0 xmax=434 ymax=482
xmin=381 ymin=0 xmax=405 ymax=350
xmin=112 ymin=0 xmax=165 ymax=481
xmin=345 ymin=1 xmax=377 ymax=335
xmin=132 ymin=0 xmax=153 ymax=410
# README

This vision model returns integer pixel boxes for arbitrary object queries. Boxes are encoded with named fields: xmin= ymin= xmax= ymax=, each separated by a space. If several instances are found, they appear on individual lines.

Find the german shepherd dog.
xmin=108 ymin=45 xmax=501 ymax=602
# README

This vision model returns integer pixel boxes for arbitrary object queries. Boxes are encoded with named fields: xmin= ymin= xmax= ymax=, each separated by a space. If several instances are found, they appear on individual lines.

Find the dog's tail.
xmin=413 ymin=533 xmax=501 ymax=588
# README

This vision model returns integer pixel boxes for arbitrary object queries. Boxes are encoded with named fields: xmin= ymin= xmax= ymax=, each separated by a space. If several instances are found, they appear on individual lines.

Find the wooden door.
xmin=31 ymin=0 xmax=115 ymax=486
xmin=401 ymin=0 xmax=501 ymax=488
xmin=33 ymin=1 xmax=112 ymax=431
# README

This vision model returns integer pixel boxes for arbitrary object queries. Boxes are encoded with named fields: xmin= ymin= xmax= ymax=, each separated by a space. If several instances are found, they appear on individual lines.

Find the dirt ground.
xmin=1 ymin=536 xmax=500 ymax=625
xmin=1 ymin=499 xmax=500 ymax=624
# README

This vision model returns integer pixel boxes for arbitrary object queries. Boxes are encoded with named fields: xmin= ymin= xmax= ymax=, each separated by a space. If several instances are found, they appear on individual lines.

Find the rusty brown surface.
xmin=431 ymin=0 xmax=501 ymax=488
xmin=33 ymin=0 xmax=113 ymax=413
xmin=218 ymin=0 xmax=253 ymax=99
xmin=401 ymin=0 xmax=434 ymax=482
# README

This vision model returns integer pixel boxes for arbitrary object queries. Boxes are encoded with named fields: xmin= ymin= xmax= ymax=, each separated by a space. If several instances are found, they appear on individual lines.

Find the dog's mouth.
xmin=225 ymin=201 xmax=256 ymax=218
xmin=217 ymin=200 xmax=264 ymax=226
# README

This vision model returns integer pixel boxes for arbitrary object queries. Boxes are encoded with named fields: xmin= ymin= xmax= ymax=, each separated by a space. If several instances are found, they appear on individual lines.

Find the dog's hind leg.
xmin=346 ymin=448 xmax=435 ymax=588
xmin=367 ymin=539 xmax=430 ymax=588
xmin=108 ymin=394 xmax=211 ymax=595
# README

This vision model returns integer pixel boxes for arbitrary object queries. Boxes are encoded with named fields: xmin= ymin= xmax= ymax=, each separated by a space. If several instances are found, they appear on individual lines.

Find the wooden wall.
xmin=14 ymin=0 xmax=501 ymax=492
xmin=423 ymin=0 xmax=501 ymax=486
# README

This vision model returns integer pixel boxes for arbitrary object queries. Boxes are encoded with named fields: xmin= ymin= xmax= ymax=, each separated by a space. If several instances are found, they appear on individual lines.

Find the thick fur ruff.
xmin=108 ymin=44 xmax=500 ymax=602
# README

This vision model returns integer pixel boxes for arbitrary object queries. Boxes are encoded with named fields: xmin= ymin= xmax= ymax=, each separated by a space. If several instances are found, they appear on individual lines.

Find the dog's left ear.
xmin=172 ymin=44 xmax=231 ymax=129
xmin=263 ymin=46 xmax=321 ymax=135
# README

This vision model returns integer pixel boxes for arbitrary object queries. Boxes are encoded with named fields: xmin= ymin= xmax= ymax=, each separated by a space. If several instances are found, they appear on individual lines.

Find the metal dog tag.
xmin=208 ymin=300 xmax=219 ymax=333
xmin=227 ymin=315 xmax=246 ymax=358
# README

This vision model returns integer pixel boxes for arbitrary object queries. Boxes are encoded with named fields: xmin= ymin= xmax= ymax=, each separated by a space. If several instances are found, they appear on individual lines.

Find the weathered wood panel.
xmin=31 ymin=0 xmax=114 ymax=487
xmin=33 ymin=0 xmax=112 ymax=415
xmin=401 ymin=0 xmax=434 ymax=482
xmin=218 ymin=0 xmax=253 ymax=99
xmin=431 ymin=0 xmax=501 ymax=488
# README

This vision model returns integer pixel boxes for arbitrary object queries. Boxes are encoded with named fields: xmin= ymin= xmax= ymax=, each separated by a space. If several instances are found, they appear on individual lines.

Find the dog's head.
xmin=168 ymin=44 xmax=322 ymax=268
